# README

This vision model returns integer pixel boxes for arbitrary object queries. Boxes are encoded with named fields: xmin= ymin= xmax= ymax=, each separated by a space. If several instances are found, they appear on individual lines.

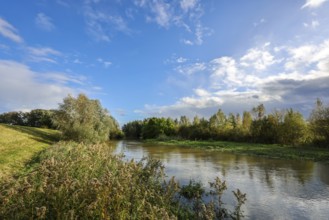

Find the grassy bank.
xmin=144 ymin=139 xmax=329 ymax=162
xmin=0 ymin=142 xmax=245 ymax=219
xmin=0 ymin=124 xmax=60 ymax=178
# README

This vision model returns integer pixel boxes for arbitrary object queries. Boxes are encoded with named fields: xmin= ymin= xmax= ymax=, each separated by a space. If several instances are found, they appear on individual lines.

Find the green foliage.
xmin=122 ymin=100 xmax=329 ymax=148
xmin=141 ymin=117 xmax=177 ymax=139
xmin=0 ymin=111 xmax=26 ymax=126
xmin=0 ymin=142 xmax=246 ymax=219
xmin=53 ymin=94 xmax=118 ymax=143
xmin=280 ymin=109 xmax=307 ymax=146
xmin=309 ymin=99 xmax=329 ymax=147
xmin=122 ymin=120 xmax=143 ymax=139
xmin=180 ymin=180 xmax=204 ymax=200
xmin=26 ymin=109 xmax=55 ymax=128
xmin=0 ymin=110 xmax=55 ymax=128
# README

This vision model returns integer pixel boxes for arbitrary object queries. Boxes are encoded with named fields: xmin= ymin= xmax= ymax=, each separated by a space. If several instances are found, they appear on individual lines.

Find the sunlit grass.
xmin=0 ymin=124 xmax=60 ymax=179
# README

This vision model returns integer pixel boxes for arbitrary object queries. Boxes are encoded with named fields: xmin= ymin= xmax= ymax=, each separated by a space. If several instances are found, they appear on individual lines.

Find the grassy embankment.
xmin=145 ymin=139 xmax=329 ymax=162
xmin=0 ymin=124 xmax=60 ymax=179
xmin=0 ymin=124 xmax=245 ymax=219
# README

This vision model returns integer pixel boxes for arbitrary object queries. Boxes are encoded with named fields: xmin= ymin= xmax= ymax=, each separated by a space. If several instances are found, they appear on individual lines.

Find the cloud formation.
xmin=137 ymin=39 xmax=329 ymax=119
xmin=81 ymin=0 xmax=210 ymax=45
xmin=0 ymin=17 xmax=23 ymax=43
xmin=35 ymin=13 xmax=55 ymax=31
xmin=26 ymin=46 xmax=62 ymax=63
xmin=0 ymin=60 xmax=77 ymax=112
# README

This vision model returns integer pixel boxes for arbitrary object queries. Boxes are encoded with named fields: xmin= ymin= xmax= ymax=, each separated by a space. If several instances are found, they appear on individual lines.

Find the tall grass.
xmin=0 ymin=142 xmax=246 ymax=219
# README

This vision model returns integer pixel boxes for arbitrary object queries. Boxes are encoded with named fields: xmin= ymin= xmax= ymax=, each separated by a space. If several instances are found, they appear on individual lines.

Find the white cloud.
xmin=134 ymin=0 xmax=210 ymax=45
xmin=0 ymin=17 xmax=23 ymax=43
xmin=83 ymin=3 xmax=131 ymax=42
xmin=73 ymin=58 xmax=83 ymax=64
xmin=302 ymin=0 xmax=328 ymax=8
xmin=35 ymin=13 xmax=55 ymax=31
xmin=183 ymin=22 xmax=212 ymax=46
xmin=303 ymin=20 xmax=320 ymax=28
xmin=0 ymin=60 xmax=80 ymax=112
xmin=26 ymin=46 xmax=62 ymax=63
xmin=139 ymin=39 xmax=329 ymax=119
xmin=137 ymin=95 xmax=223 ymax=119
xmin=240 ymin=45 xmax=276 ymax=71
xmin=151 ymin=0 xmax=171 ymax=27
xmin=210 ymin=57 xmax=243 ymax=88
xmin=56 ymin=0 xmax=70 ymax=7
xmin=180 ymin=0 xmax=198 ymax=12
xmin=253 ymin=18 xmax=266 ymax=27
xmin=175 ymin=62 xmax=206 ymax=75
xmin=27 ymin=47 xmax=61 ymax=56
xmin=194 ymin=88 xmax=210 ymax=97
xmin=97 ymin=58 xmax=112 ymax=68
xmin=176 ymin=57 xmax=187 ymax=63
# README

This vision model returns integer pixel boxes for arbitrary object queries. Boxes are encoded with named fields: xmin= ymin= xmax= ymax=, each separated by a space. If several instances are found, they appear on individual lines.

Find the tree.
xmin=53 ymin=94 xmax=116 ymax=143
xmin=280 ymin=109 xmax=307 ymax=146
xmin=252 ymin=104 xmax=265 ymax=120
xmin=309 ymin=99 xmax=329 ymax=147
xmin=26 ymin=109 xmax=54 ymax=128
xmin=242 ymin=111 xmax=252 ymax=133
xmin=122 ymin=120 xmax=143 ymax=139
xmin=0 ymin=111 xmax=26 ymax=125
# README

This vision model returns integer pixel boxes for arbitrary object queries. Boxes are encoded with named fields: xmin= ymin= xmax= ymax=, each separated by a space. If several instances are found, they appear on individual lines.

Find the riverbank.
xmin=144 ymin=139 xmax=329 ymax=162
xmin=0 ymin=125 xmax=245 ymax=219
xmin=0 ymin=124 xmax=60 ymax=178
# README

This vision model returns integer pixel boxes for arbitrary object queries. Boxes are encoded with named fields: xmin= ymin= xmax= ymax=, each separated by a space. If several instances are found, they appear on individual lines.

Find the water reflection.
xmin=112 ymin=141 xmax=329 ymax=220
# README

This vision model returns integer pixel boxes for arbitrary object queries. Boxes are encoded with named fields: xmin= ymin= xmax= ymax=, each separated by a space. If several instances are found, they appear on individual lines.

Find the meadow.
xmin=0 ymin=124 xmax=60 ymax=179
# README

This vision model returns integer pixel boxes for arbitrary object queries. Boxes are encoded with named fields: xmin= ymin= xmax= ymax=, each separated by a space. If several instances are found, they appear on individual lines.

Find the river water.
xmin=111 ymin=141 xmax=329 ymax=220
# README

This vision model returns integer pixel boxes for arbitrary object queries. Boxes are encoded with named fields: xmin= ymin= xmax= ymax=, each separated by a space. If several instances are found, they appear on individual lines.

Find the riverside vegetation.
xmin=0 ymin=94 xmax=246 ymax=219
xmin=123 ymin=99 xmax=329 ymax=161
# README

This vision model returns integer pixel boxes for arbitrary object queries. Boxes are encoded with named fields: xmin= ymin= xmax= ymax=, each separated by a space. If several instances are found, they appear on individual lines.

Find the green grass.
xmin=145 ymin=139 xmax=329 ymax=162
xmin=0 ymin=124 xmax=60 ymax=179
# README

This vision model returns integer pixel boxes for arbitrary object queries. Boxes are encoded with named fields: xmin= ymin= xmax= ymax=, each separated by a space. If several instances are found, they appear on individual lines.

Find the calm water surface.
xmin=111 ymin=141 xmax=329 ymax=220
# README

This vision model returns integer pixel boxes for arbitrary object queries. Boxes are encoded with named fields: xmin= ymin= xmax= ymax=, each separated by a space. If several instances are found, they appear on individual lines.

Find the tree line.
xmin=0 ymin=94 xmax=123 ymax=143
xmin=123 ymin=99 xmax=329 ymax=147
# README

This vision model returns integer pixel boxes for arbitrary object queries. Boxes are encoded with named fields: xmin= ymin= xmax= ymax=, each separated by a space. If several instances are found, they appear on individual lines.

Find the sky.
xmin=0 ymin=0 xmax=329 ymax=125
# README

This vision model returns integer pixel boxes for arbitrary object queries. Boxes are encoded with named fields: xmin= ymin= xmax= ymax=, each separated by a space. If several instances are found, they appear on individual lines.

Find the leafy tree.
xmin=122 ymin=120 xmax=143 ymax=139
xmin=309 ymin=99 xmax=329 ymax=147
xmin=209 ymin=109 xmax=226 ymax=129
xmin=0 ymin=111 xmax=26 ymax=125
xmin=280 ymin=109 xmax=307 ymax=146
xmin=179 ymin=116 xmax=190 ymax=126
xmin=193 ymin=116 xmax=200 ymax=125
xmin=252 ymin=104 xmax=265 ymax=120
xmin=53 ymin=94 xmax=116 ymax=143
xmin=242 ymin=111 xmax=252 ymax=131
xmin=26 ymin=109 xmax=54 ymax=128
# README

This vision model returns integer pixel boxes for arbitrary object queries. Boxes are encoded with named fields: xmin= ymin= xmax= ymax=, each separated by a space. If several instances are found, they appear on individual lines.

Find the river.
xmin=111 ymin=141 xmax=329 ymax=219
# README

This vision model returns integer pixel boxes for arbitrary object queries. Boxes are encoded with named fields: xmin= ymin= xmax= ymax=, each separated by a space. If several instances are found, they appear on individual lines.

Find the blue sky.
xmin=0 ymin=0 xmax=329 ymax=125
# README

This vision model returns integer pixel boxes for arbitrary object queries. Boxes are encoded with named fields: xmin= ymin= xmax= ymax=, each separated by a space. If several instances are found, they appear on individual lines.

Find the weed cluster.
xmin=0 ymin=142 xmax=245 ymax=219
